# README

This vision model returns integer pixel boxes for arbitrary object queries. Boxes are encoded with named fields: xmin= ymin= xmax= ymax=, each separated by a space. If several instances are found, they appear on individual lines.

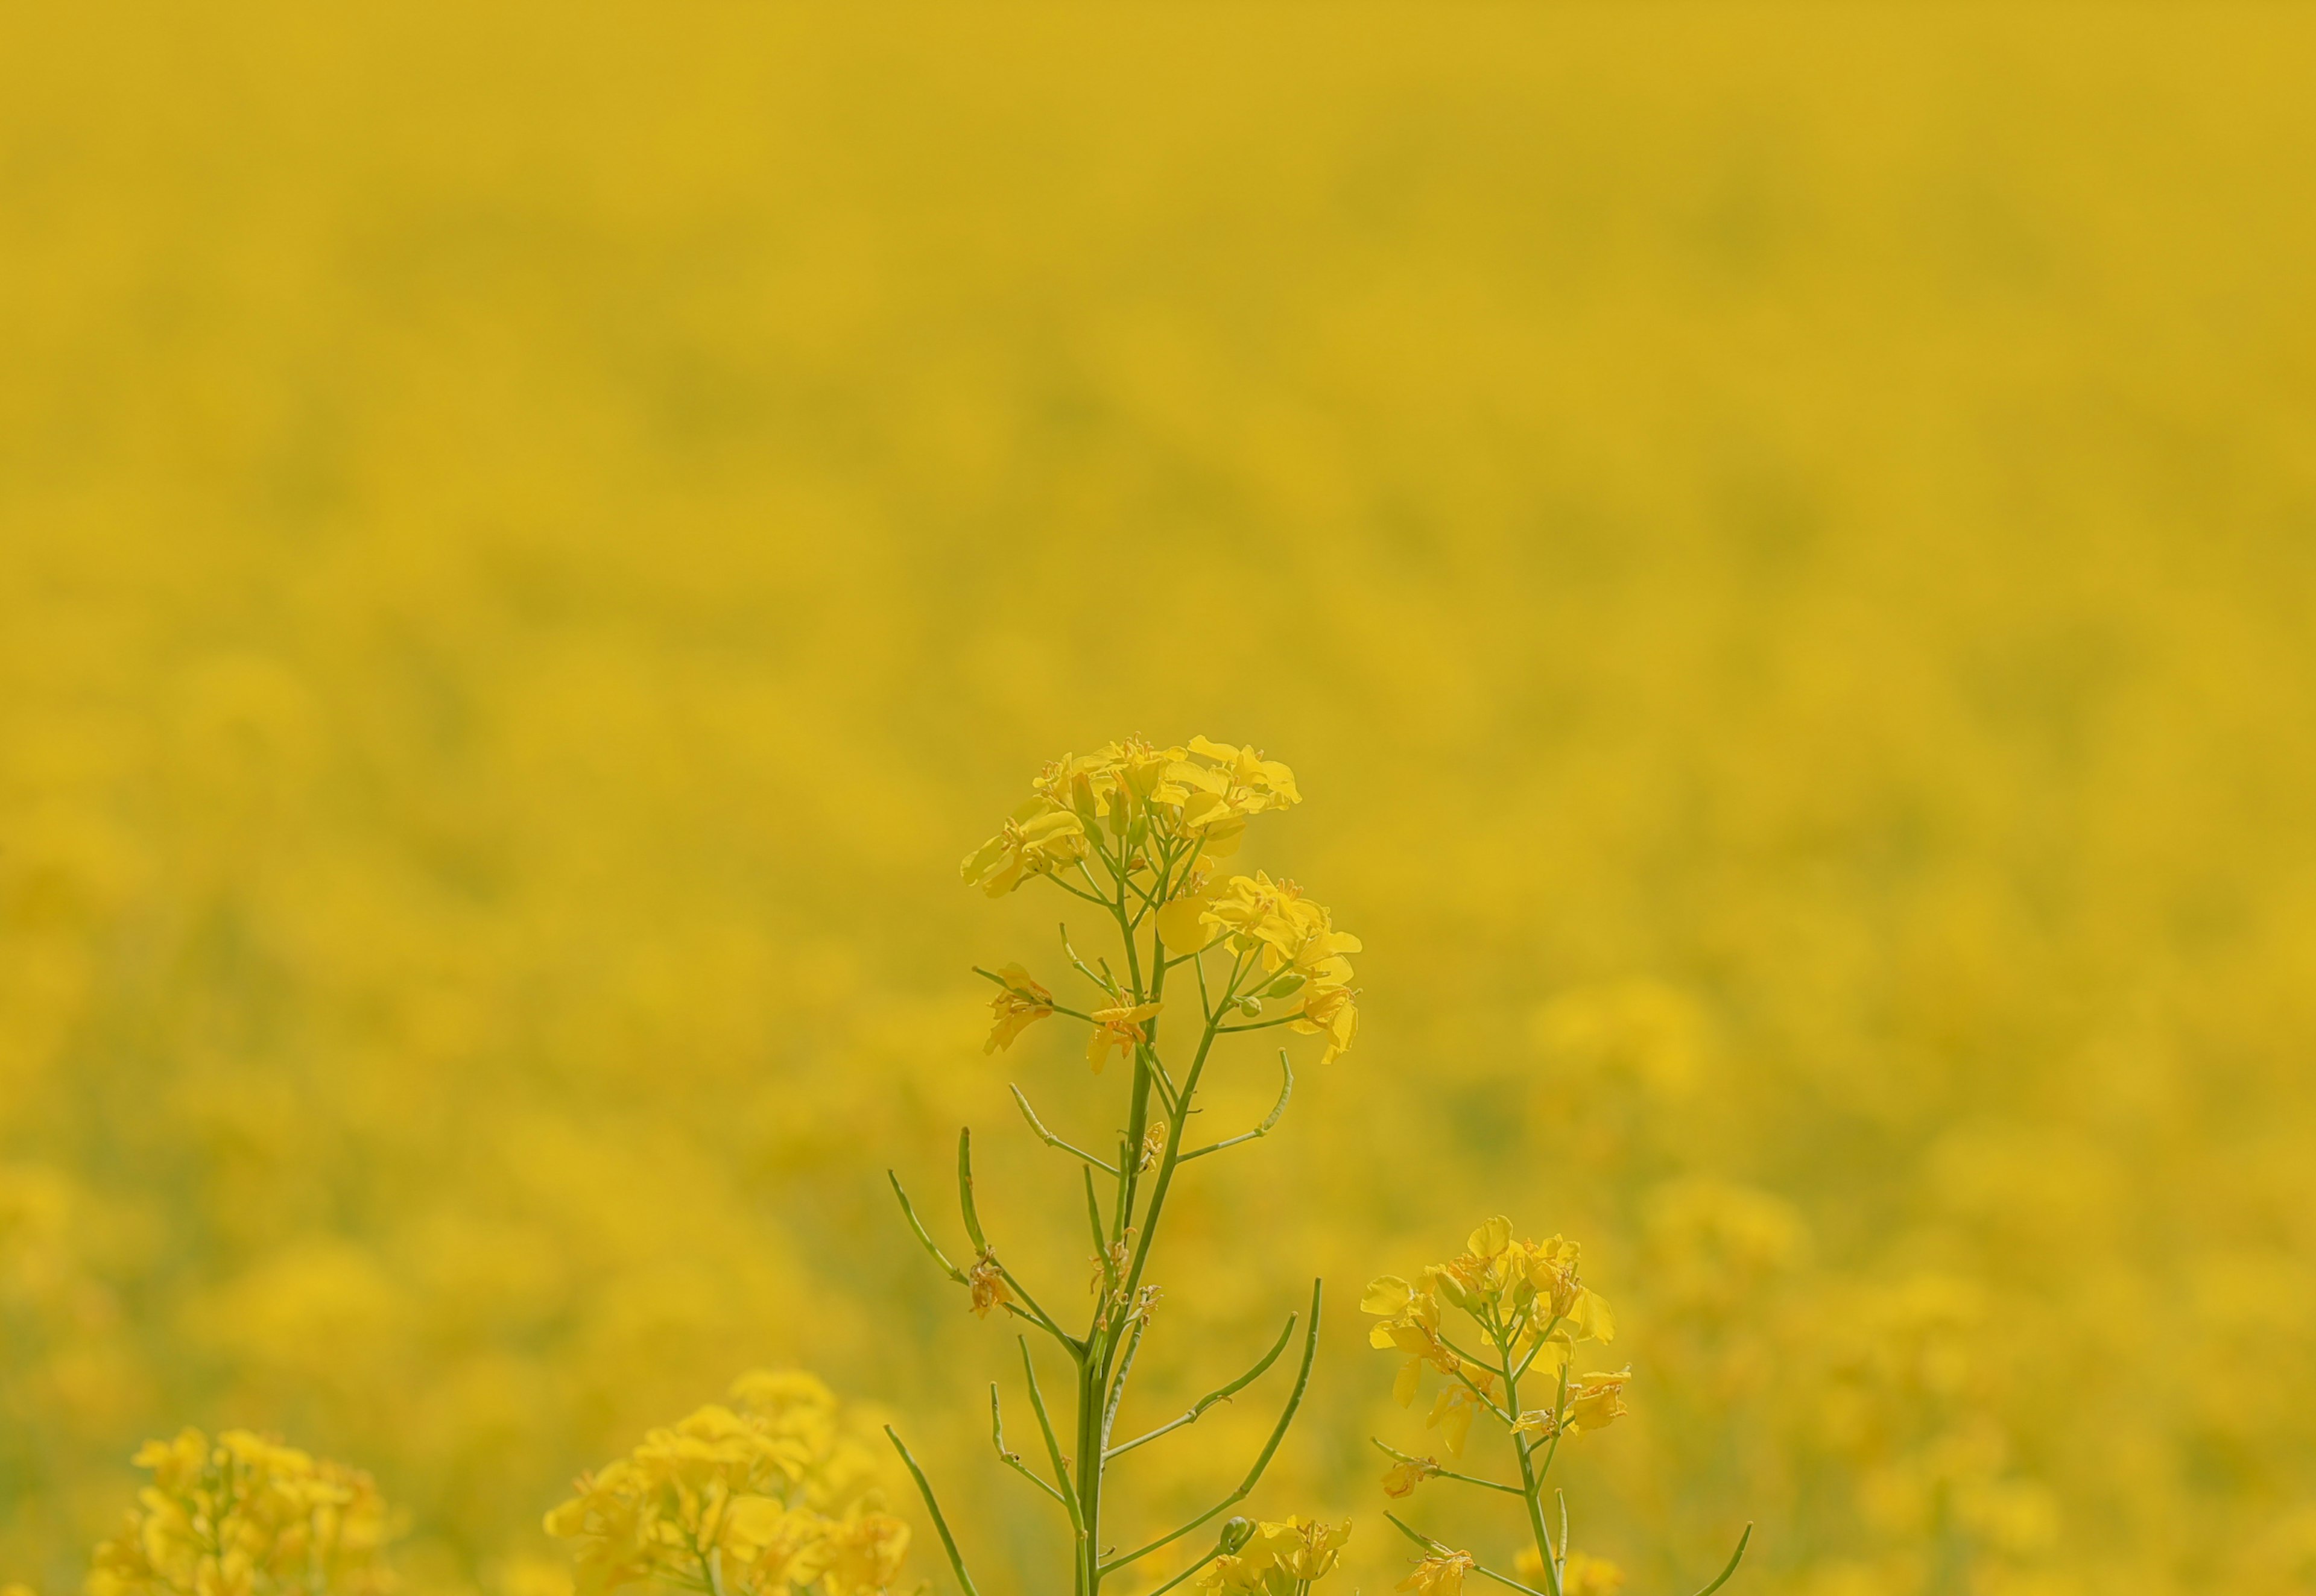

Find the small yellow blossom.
xmin=1196 ymin=1518 xmax=1349 ymax=1595
xmin=1426 ymin=1369 xmax=1497 ymax=1457
xmin=1194 ymin=1555 xmax=1261 ymax=1595
xmin=961 ymin=802 xmax=1089 ymax=896
xmin=1362 ymin=1275 xmax=1457 ymax=1406
xmin=1381 ymin=1456 xmax=1438 ymax=1498
xmin=984 ymin=965 xmax=1054 ymax=1053
xmin=1250 ymin=1518 xmax=1352 ymax=1582
xmin=1289 ymin=979 xmax=1359 ymax=1067
xmin=1396 ymin=1551 xmax=1474 ymax=1596
xmin=1087 ymin=1001 xmax=1163 ymax=1073
xmin=1566 ymin=1368 xmax=1632 ymax=1434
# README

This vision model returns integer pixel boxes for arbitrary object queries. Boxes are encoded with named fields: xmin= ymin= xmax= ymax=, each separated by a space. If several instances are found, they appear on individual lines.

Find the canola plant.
xmin=6 ymin=7 xmax=2316 ymax=1596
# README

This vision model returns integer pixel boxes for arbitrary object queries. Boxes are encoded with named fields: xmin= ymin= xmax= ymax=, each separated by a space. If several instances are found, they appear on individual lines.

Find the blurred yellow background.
xmin=5 ymin=5 xmax=2316 ymax=1595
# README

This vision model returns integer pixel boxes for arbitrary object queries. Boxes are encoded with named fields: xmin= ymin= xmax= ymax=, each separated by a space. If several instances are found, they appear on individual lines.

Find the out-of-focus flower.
xmin=544 ymin=1371 xmax=905 ymax=1596
xmin=87 ymin=1429 xmax=393 ymax=1596
xmin=1513 ymin=1550 xmax=1624 ymax=1595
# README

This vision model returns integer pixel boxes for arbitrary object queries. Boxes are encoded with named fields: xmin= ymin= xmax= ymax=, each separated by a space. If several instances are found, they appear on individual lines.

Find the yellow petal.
xmin=1467 ymin=1216 xmax=1514 ymax=1260
xmin=1361 ymin=1275 xmax=1415 ymax=1315
xmin=1157 ymin=896 xmax=1212 ymax=953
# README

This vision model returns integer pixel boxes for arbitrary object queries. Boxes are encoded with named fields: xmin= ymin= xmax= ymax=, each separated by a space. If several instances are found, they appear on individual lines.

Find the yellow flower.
xmin=1362 ymin=1275 xmax=1457 ymax=1405
xmin=966 ymin=1254 xmax=1014 ymax=1319
xmin=1513 ymin=1551 xmax=1624 ymax=1595
xmin=1250 ymin=1518 xmax=1352 ymax=1582
xmin=1289 ymin=980 xmax=1359 ymax=1065
xmin=1185 ymin=736 xmax=1302 ymax=814
xmin=1517 ymin=1367 xmax=1631 ymax=1441
xmin=1381 ymin=1456 xmax=1438 ymax=1498
xmin=984 ymin=965 xmax=1054 ymax=1053
xmin=961 ymin=801 xmax=1088 ymax=896
xmin=1426 ymin=1368 xmax=1496 ymax=1457
xmin=1561 ymin=1553 xmax=1625 ymax=1596
xmin=1156 ymin=883 xmax=1220 ymax=954
xmin=822 ymin=1514 xmax=910 ymax=1596
xmin=545 ymin=1370 xmax=900 ymax=1596
xmin=1194 ymin=1555 xmax=1262 ymax=1594
xmin=1087 ymin=1001 xmax=1163 ymax=1073
xmin=1566 ymin=1368 xmax=1632 ymax=1434
xmin=1396 ymin=1551 xmax=1474 ymax=1596
xmin=88 ymin=1428 xmax=393 ymax=1596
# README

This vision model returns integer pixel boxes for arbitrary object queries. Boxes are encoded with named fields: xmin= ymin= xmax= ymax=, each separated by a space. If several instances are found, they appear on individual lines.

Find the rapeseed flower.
xmin=87 ymin=1430 xmax=393 ymax=1596
xmin=1394 ymin=1552 xmax=1473 ymax=1596
xmin=544 ymin=1372 xmax=905 ymax=1596
xmin=1086 ymin=1001 xmax=1163 ymax=1072
xmin=983 ymin=965 xmax=1055 ymax=1053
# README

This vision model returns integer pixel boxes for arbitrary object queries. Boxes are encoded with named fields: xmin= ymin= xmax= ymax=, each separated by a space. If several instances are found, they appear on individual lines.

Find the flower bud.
xmin=1219 ymin=1518 xmax=1256 ymax=1554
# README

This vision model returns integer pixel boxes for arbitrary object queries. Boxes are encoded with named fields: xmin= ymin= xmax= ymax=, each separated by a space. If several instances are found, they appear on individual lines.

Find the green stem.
xmin=1495 ymin=1310 xmax=1563 ymax=1596
xmin=1687 ymin=1525 xmax=1753 ymax=1596
xmin=1020 ymin=1337 xmax=1090 ymax=1592
xmin=1368 ymin=1437 xmax=1523 ymax=1495
xmin=1097 ymin=1279 xmax=1322 ymax=1575
xmin=886 ymin=1427 xmax=980 ymax=1596
xmin=1382 ymin=1515 xmax=1551 ymax=1596
xmin=1106 ymin=1310 xmax=1298 ymax=1460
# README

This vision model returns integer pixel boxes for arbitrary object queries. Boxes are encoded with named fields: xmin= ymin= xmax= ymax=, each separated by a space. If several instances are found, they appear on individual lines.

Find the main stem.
xmin=1497 ymin=1313 xmax=1565 ymax=1596
xmin=1068 ymin=833 xmax=1235 ymax=1596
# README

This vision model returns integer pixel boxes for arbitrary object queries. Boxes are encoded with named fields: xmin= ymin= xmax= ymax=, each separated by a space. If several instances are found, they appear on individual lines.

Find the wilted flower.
xmin=984 ymin=965 xmax=1055 ymax=1053
xmin=1396 ymin=1551 xmax=1474 ymax=1596
xmin=1381 ymin=1456 xmax=1438 ymax=1498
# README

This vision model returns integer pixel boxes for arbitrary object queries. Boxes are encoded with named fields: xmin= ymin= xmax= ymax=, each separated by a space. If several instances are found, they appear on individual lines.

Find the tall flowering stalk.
xmin=890 ymin=739 xmax=1359 ymax=1596
xmin=1365 ymin=1221 xmax=1748 ymax=1596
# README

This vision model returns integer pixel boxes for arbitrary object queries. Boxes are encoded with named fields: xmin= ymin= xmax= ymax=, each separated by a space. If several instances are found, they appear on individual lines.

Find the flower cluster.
xmin=86 ymin=1430 xmax=393 ymax=1596
xmin=1163 ymin=872 xmax=1361 ymax=1065
xmin=1363 ymin=1217 xmax=1618 ymax=1455
xmin=1196 ymin=1518 xmax=1352 ymax=1596
xmin=1362 ymin=1222 xmax=1721 ymax=1596
xmin=961 ymin=737 xmax=1299 ymax=898
xmin=969 ymin=738 xmax=1359 ymax=1068
xmin=543 ymin=1372 xmax=907 ymax=1596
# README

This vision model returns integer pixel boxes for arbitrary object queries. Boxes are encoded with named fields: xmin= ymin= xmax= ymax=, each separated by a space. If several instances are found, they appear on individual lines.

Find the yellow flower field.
xmin=4 ymin=5 xmax=2315 ymax=1596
